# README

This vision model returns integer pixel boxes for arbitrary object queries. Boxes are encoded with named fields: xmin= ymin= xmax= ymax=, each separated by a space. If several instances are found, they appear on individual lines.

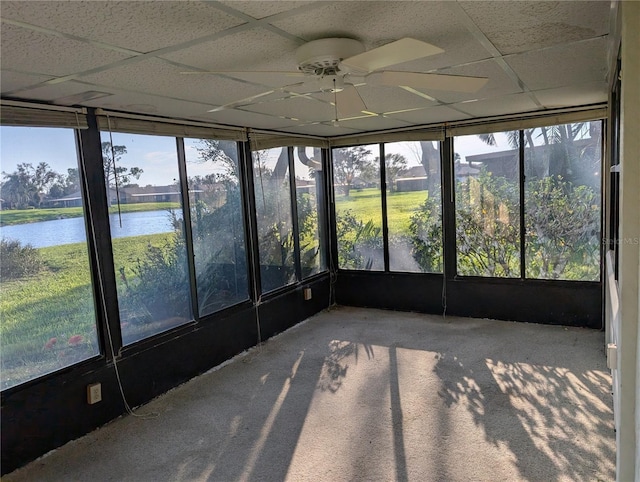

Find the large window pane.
xmin=524 ymin=121 xmax=602 ymax=280
xmin=385 ymin=141 xmax=442 ymax=273
xmin=102 ymin=132 xmax=192 ymax=345
xmin=253 ymin=147 xmax=296 ymax=292
xmin=185 ymin=139 xmax=248 ymax=316
xmin=454 ymin=132 xmax=520 ymax=277
xmin=332 ymin=145 xmax=383 ymax=270
xmin=1 ymin=126 xmax=99 ymax=389
xmin=293 ymin=146 xmax=326 ymax=278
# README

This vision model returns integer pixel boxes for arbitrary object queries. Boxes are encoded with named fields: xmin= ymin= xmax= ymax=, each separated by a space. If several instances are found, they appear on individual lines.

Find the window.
xmin=332 ymin=145 xmax=384 ymax=270
xmin=184 ymin=139 xmax=248 ymax=316
xmin=253 ymin=147 xmax=296 ymax=292
xmin=293 ymin=146 xmax=326 ymax=278
xmin=102 ymin=132 xmax=192 ymax=345
xmin=524 ymin=121 xmax=602 ymax=281
xmin=385 ymin=141 xmax=442 ymax=273
xmin=454 ymin=132 xmax=521 ymax=277
xmin=0 ymin=126 xmax=99 ymax=389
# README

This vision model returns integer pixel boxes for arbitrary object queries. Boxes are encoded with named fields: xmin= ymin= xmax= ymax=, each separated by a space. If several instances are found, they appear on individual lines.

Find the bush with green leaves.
xmin=0 ymin=238 xmax=45 ymax=280
xmin=336 ymin=209 xmax=383 ymax=270
xmin=408 ymin=194 xmax=443 ymax=273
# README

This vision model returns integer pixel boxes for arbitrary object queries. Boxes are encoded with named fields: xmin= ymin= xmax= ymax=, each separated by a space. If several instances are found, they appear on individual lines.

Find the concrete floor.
xmin=5 ymin=307 xmax=615 ymax=481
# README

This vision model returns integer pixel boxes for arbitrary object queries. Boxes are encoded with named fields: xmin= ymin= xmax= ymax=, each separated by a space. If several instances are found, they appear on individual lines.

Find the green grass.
xmin=0 ymin=232 xmax=172 ymax=389
xmin=335 ymin=188 xmax=429 ymax=234
xmin=0 ymin=202 xmax=181 ymax=226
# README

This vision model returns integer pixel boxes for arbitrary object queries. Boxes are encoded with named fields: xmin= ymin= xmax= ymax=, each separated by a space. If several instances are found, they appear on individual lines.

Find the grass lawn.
xmin=334 ymin=188 xmax=430 ymax=234
xmin=0 ymin=202 xmax=181 ymax=226
xmin=0 ymin=232 xmax=172 ymax=389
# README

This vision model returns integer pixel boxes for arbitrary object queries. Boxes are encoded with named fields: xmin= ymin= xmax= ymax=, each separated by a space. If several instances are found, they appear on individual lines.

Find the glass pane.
xmin=454 ymin=132 xmax=520 ymax=277
xmin=385 ymin=141 xmax=442 ymax=273
xmin=253 ymin=147 xmax=296 ymax=292
xmin=524 ymin=121 xmax=602 ymax=280
xmin=1 ymin=126 xmax=99 ymax=389
xmin=332 ymin=145 xmax=383 ymax=271
xmin=185 ymin=139 xmax=248 ymax=316
xmin=293 ymin=146 xmax=326 ymax=278
xmin=101 ymin=132 xmax=192 ymax=345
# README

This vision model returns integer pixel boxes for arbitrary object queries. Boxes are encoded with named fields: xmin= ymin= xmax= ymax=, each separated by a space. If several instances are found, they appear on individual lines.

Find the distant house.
xmin=44 ymin=191 xmax=83 ymax=208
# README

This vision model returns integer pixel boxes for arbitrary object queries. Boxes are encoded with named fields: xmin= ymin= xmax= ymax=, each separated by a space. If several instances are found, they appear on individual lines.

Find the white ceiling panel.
xmin=533 ymin=81 xmax=608 ymax=109
xmin=162 ymin=28 xmax=301 ymax=72
xmin=336 ymin=115 xmax=412 ymax=132
xmin=7 ymin=80 xmax=110 ymax=104
xmin=81 ymin=58 xmax=270 ymax=106
xmin=452 ymin=93 xmax=539 ymax=118
xmin=1 ymin=71 xmax=52 ymax=94
xmin=218 ymin=1 xmax=315 ymax=20
xmin=343 ymin=84 xmax=437 ymax=114
xmin=0 ymin=23 xmax=131 ymax=77
xmin=425 ymin=59 xmax=522 ymax=104
xmin=283 ymin=123 xmax=360 ymax=137
xmin=386 ymin=105 xmax=472 ymax=124
xmin=0 ymin=1 xmax=244 ymax=53
xmin=271 ymin=1 xmax=490 ymax=70
xmin=459 ymin=0 xmax=610 ymax=55
xmin=506 ymin=37 xmax=608 ymax=91
xmin=204 ymin=109 xmax=300 ymax=130
xmin=244 ymin=96 xmax=335 ymax=122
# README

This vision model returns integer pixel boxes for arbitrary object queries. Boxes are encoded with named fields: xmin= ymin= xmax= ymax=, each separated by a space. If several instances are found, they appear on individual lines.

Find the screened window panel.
xmin=0 ymin=126 xmax=99 ymax=389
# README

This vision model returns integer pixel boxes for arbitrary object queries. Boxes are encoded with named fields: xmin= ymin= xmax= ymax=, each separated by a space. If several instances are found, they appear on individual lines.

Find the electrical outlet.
xmin=303 ymin=287 xmax=312 ymax=300
xmin=87 ymin=383 xmax=102 ymax=405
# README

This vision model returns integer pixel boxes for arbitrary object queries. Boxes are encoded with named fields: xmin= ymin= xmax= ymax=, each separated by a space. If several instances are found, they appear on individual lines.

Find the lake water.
xmin=1 ymin=210 xmax=175 ymax=248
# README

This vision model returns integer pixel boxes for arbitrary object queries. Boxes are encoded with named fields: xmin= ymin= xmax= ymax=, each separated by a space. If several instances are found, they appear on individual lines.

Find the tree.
xmin=1 ymin=162 xmax=60 ymax=208
xmin=101 ymin=142 xmax=142 ymax=203
xmin=332 ymin=146 xmax=375 ymax=196
xmin=383 ymin=153 xmax=408 ymax=192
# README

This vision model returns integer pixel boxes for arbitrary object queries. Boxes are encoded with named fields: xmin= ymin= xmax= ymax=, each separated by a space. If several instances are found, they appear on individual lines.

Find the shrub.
xmin=1 ymin=238 xmax=44 ymax=280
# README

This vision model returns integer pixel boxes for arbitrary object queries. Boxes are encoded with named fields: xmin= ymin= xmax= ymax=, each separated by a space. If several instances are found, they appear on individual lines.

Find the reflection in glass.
xmin=454 ymin=132 xmax=521 ymax=277
xmin=385 ymin=141 xmax=442 ymax=273
xmin=185 ymin=139 xmax=248 ymax=316
xmin=102 ymin=132 xmax=192 ymax=345
xmin=0 ymin=126 xmax=99 ymax=389
xmin=524 ymin=121 xmax=602 ymax=280
xmin=332 ymin=145 xmax=384 ymax=271
xmin=253 ymin=147 xmax=296 ymax=292
xmin=293 ymin=146 xmax=325 ymax=278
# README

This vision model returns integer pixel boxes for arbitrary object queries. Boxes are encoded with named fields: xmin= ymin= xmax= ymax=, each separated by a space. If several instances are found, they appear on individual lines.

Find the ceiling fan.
xmin=182 ymin=38 xmax=489 ymax=122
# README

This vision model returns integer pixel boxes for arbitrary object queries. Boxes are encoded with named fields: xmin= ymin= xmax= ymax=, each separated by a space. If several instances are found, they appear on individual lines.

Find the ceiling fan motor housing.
xmin=296 ymin=38 xmax=365 ymax=75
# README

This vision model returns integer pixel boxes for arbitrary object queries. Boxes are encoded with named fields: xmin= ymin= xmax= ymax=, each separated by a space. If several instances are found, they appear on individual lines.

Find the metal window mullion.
xmin=519 ymin=130 xmax=526 ymax=280
xmin=79 ymin=109 xmax=122 ymax=358
xmin=379 ymin=143 xmax=390 ymax=272
xmin=317 ymin=148 xmax=329 ymax=273
xmin=176 ymin=138 xmax=199 ymax=321
xmin=442 ymin=137 xmax=457 ymax=279
xmin=241 ymin=142 xmax=262 ymax=301
xmin=288 ymin=146 xmax=302 ymax=282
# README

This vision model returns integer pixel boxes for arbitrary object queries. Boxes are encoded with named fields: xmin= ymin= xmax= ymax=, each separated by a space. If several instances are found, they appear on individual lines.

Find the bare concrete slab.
xmin=5 ymin=307 xmax=615 ymax=481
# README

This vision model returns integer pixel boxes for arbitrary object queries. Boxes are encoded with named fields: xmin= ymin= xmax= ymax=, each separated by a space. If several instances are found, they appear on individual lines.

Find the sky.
xmin=1 ymin=126 xmax=513 ymax=187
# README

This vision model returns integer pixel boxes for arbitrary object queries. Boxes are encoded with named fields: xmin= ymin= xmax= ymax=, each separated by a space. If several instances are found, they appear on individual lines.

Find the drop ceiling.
xmin=0 ymin=1 xmax=613 ymax=137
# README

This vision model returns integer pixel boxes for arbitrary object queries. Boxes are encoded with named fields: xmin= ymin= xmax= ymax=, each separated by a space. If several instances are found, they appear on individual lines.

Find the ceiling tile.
xmin=162 ymin=28 xmax=301 ymax=72
xmin=336 ymin=115 xmax=412 ymax=131
xmin=385 ymin=105 xmax=471 ymax=124
xmin=0 ymin=23 xmax=131 ymax=77
xmin=505 ymin=37 xmax=608 ymax=91
xmin=81 ymin=58 xmax=269 ymax=106
xmin=532 ymin=81 xmax=608 ymax=109
xmin=426 ymin=59 xmax=522 ymax=104
xmin=1 ymin=71 xmax=52 ymax=94
xmin=271 ymin=1 xmax=490 ymax=70
xmin=459 ymin=0 xmax=610 ymax=55
xmin=204 ymin=108 xmax=300 ymax=130
xmin=6 ymin=80 xmax=109 ymax=104
xmin=0 ymin=1 xmax=244 ymax=53
xmin=282 ymin=123 xmax=360 ymax=137
xmin=243 ymin=96 xmax=335 ymax=122
xmin=342 ymin=84 xmax=437 ymax=114
xmin=452 ymin=93 xmax=539 ymax=118
xmin=218 ymin=1 xmax=315 ymax=19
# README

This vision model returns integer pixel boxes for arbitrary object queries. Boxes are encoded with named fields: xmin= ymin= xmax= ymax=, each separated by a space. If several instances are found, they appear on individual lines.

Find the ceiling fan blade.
xmin=372 ymin=71 xmax=489 ymax=93
xmin=340 ymin=38 xmax=444 ymax=74
xmin=335 ymin=85 xmax=368 ymax=118
xmin=180 ymin=70 xmax=304 ymax=76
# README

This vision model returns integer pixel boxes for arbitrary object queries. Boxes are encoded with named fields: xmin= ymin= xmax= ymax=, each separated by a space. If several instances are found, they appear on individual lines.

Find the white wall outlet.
xmin=87 ymin=383 xmax=102 ymax=405
xmin=303 ymin=287 xmax=312 ymax=300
